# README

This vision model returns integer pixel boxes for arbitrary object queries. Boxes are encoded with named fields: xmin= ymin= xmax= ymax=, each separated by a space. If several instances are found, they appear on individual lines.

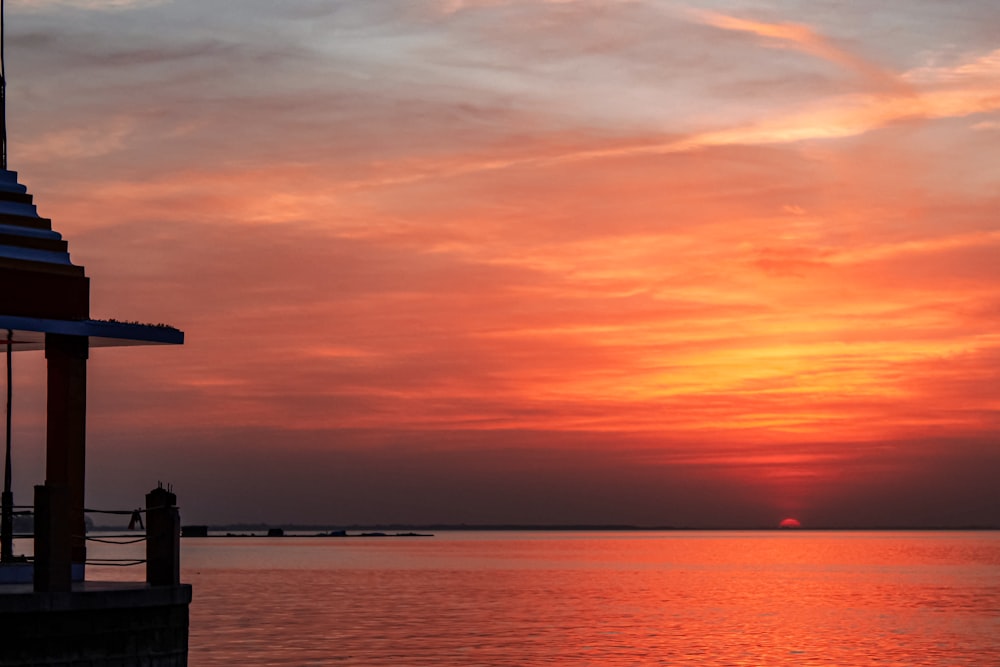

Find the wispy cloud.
xmin=19 ymin=115 xmax=137 ymax=162
xmin=11 ymin=0 xmax=166 ymax=10
xmin=688 ymin=9 xmax=909 ymax=94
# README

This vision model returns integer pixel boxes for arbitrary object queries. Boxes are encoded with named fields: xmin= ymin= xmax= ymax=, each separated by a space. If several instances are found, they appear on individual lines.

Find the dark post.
xmin=45 ymin=333 xmax=88 ymax=570
xmin=34 ymin=483 xmax=71 ymax=592
xmin=0 ymin=489 xmax=10 ymax=562
xmin=146 ymin=485 xmax=180 ymax=586
xmin=1 ymin=329 xmax=12 ymax=562
xmin=1 ymin=0 xmax=8 ymax=170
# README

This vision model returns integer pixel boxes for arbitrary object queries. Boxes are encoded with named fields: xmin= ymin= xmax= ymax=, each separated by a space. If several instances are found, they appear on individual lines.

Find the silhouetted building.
xmin=0 ymin=168 xmax=189 ymax=664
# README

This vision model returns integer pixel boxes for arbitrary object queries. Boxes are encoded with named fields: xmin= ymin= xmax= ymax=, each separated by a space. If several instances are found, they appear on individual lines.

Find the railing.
xmin=80 ymin=507 xmax=149 ymax=568
xmin=3 ymin=484 xmax=181 ymax=591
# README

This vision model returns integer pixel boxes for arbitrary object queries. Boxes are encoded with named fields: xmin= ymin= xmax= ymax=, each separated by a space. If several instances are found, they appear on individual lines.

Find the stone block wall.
xmin=0 ymin=584 xmax=191 ymax=667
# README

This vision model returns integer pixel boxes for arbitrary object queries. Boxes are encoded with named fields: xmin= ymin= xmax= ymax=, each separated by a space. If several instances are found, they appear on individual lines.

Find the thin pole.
xmin=0 ymin=3 xmax=14 ymax=564
xmin=1 ymin=330 xmax=12 ymax=562
xmin=1 ymin=0 xmax=7 ymax=170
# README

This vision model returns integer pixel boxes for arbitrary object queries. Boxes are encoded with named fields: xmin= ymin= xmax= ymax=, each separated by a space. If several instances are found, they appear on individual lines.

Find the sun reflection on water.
xmin=85 ymin=532 xmax=993 ymax=666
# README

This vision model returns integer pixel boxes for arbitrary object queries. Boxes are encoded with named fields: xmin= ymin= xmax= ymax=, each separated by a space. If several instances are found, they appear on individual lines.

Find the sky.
xmin=4 ymin=0 xmax=1000 ymax=528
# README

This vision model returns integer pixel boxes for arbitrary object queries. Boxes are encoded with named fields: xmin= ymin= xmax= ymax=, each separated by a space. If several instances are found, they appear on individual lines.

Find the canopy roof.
xmin=0 ymin=314 xmax=183 ymax=351
xmin=0 ymin=168 xmax=184 ymax=350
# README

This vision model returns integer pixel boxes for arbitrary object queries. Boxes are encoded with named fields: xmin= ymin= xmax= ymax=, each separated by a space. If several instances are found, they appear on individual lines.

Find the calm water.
xmin=87 ymin=531 xmax=1000 ymax=666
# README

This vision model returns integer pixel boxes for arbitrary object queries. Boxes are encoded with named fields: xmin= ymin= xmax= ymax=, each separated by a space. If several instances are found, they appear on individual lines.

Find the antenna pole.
xmin=1 ymin=0 xmax=7 ymax=170
xmin=1 ymin=330 xmax=12 ymax=563
xmin=0 ymin=3 xmax=10 ymax=562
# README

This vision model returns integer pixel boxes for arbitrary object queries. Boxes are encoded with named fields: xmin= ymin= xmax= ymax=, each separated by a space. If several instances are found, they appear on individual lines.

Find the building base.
xmin=0 ymin=582 xmax=191 ymax=666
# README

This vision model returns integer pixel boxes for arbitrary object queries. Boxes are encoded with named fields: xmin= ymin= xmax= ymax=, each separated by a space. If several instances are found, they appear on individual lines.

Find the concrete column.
xmin=33 ymin=483 xmax=71 ymax=592
xmin=146 ymin=486 xmax=180 ymax=587
xmin=45 ymin=333 xmax=89 ymax=570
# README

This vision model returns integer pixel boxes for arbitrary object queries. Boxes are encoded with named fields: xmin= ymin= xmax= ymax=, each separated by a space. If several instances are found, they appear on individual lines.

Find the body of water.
xmin=87 ymin=531 xmax=1000 ymax=666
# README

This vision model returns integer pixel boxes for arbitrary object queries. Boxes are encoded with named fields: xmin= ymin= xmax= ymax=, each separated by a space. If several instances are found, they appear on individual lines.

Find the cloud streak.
xmin=11 ymin=0 xmax=165 ymax=11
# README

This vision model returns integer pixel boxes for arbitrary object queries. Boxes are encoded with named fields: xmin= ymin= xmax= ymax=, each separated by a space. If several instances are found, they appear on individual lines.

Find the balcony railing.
xmin=0 ymin=483 xmax=180 ymax=591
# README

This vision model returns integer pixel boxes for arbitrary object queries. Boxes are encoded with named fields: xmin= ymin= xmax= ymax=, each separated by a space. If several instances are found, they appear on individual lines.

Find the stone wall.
xmin=0 ymin=584 xmax=191 ymax=667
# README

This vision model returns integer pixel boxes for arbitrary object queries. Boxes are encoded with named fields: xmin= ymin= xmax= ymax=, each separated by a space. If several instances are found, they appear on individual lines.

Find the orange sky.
xmin=5 ymin=0 xmax=1000 ymax=527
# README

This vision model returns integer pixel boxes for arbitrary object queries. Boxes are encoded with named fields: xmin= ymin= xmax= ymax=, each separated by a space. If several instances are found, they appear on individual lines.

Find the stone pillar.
xmin=45 ymin=333 xmax=89 ymax=570
xmin=146 ymin=486 xmax=180 ymax=587
xmin=33 ymin=483 xmax=71 ymax=592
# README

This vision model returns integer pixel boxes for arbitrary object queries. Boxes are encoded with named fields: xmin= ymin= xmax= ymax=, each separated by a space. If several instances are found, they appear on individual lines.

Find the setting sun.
xmin=779 ymin=518 xmax=803 ymax=529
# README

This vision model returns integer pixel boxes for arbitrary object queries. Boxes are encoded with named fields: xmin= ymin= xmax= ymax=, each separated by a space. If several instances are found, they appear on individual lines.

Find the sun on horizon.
xmin=779 ymin=518 xmax=803 ymax=529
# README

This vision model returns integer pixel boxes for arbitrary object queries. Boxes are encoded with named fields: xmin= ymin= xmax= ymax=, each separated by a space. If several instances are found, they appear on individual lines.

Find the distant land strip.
xmin=86 ymin=523 xmax=1000 ymax=533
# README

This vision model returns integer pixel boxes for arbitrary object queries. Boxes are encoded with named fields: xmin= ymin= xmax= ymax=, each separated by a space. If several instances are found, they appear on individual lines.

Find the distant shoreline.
xmin=198 ymin=524 xmax=999 ymax=531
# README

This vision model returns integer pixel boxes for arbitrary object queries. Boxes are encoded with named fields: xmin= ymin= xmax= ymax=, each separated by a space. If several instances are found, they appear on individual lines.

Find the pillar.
xmin=146 ymin=486 xmax=180 ymax=587
xmin=33 ymin=483 xmax=71 ymax=592
xmin=45 ymin=333 xmax=89 ymax=570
